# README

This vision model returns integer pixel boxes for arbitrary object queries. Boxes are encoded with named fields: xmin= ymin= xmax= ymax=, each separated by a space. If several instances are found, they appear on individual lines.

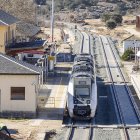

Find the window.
xmin=27 ymin=54 xmax=34 ymax=57
xmin=75 ymin=87 xmax=90 ymax=97
xmin=11 ymin=87 xmax=25 ymax=100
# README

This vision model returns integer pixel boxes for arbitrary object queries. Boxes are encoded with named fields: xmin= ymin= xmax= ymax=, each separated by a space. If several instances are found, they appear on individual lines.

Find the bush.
xmin=121 ymin=49 xmax=134 ymax=61
xmin=106 ymin=19 xmax=117 ymax=29
xmin=101 ymin=14 xmax=111 ymax=22
xmin=111 ymin=14 xmax=123 ymax=24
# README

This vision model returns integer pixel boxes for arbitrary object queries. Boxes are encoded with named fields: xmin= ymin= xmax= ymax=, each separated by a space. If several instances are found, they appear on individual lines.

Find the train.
xmin=66 ymin=32 xmax=97 ymax=119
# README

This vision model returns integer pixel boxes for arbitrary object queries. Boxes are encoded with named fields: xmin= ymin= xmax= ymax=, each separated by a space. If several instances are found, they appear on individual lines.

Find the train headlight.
xmin=87 ymin=100 xmax=90 ymax=104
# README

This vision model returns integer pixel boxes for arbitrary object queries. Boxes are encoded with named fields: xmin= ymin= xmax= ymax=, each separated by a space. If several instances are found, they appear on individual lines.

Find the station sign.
xmin=48 ymin=56 xmax=55 ymax=60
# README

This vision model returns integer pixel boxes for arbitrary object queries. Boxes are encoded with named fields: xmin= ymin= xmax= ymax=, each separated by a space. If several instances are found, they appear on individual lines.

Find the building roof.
xmin=0 ymin=10 xmax=18 ymax=25
xmin=7 ymin=40 xmax=46 ymax=50
xmin=16 ymin=22 xmax=40 ymax=37
xmin=0 ymin=53 xmax=41 ymax=75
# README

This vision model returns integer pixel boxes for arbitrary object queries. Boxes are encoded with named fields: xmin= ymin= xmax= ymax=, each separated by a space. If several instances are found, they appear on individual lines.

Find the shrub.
xmin=121 ymin=49 xmax=134 ymax=61
xmin=106 ymin=19 xmax=117 ymax=29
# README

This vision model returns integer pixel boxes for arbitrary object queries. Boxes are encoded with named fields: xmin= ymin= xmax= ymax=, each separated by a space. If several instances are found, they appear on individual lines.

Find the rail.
xmin=99 ymin=36 xmax=130 ymax=140
xmin=80 ymin=33 xmax=84 ymax=54
xmin=67 ymin=120 xmax=74 ymax=140
xmin=80 ymin=32 xmax=91 ymax=54
xmin=107 ymin=37 xmax=140 ymax=122
xmin=88 ymin=125 xmax=93 ymax=140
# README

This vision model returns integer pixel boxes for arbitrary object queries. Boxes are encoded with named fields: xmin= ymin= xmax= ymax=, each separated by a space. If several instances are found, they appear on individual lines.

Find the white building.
xmin=0 ymin=53 xmax=41 ymax=118
xmin=123 ymin=35 xmax=140 ymax=53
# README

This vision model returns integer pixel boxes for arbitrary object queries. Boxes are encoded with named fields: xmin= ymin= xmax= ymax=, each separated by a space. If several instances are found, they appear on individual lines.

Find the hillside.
xmin=0 ymin=0 xmax=35 ymax=23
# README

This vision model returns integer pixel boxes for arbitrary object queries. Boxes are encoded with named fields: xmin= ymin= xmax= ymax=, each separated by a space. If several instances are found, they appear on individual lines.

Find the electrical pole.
xmin=51 ymin=0 xmax=54 ymax=43
xmin=134 ymin=40 xmax=137 ymax=64
xmin=135 ymin=0 xmax=137 ymax=15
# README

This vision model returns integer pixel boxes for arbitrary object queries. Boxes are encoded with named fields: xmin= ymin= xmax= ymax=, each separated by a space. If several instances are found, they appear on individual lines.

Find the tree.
xmin=121 ymin=49 xmax=134 ymax=61
xmin=111 ymin=14 xmax=123 ymax=24
xmin=106 ymin=20 xmax=117 ymax=29
xmin=101 ymin=14 xmax=111 ymax=22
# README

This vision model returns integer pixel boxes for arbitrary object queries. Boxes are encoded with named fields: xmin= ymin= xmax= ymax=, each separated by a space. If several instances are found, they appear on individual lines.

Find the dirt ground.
xmin=85 ymin=14 xmax=139 ymax=42
xmin=0 ymin=117 xmax=63 ymax=140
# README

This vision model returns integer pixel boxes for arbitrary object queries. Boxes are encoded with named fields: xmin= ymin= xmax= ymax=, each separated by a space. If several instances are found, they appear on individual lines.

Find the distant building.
xmin=0 ymin=10 xmax=18 ymax=54
xmin=122 ymin=35 xmax=140 ymax=53
xmin=18 ymin=50 xmax=44 ymax=65
xmin=0 ymin=53 xmax=41 ymax=118
xmin=136 ymin=15 xmax=140 ymax=29
xmin=16 ymin=22 xmax=41 ymax=43
xmin=56 ymin=44 xmax=73 ymax=62
xmin=6 ymin=40 xmax=47 ymax=56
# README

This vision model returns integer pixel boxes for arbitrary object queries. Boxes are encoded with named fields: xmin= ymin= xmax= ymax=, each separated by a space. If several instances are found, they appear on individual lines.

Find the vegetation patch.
xmin=45 ymin=130 xmax=57 ymax=140
xmin=121 ymin=49 xmax=134 ymax=61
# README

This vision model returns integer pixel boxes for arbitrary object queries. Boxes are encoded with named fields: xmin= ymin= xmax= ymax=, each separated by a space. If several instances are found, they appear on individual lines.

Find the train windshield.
xmin=75 ymin=87 xmax=90 ymax=97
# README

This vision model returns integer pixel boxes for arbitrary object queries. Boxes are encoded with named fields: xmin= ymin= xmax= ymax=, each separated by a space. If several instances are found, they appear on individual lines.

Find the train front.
xmin=67 ymin=73 xmax=97 ymax=119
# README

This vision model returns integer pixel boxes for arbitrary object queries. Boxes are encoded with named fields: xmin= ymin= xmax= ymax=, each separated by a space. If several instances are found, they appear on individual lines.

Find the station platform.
xmin=38 ymin=76 xmax=69 ymax=118
xmin=123 ymin=61 xmax=140 ymax=100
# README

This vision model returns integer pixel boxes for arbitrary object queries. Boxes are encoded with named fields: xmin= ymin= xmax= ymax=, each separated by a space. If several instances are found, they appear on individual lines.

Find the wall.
xmin=8 ymin=23 xmax=16 ymax=44
xmin=136 ymin=16 xmax=140 ymax=28
xmin=0 ymin=25 xmax=7 ymax=53
xmin=0 ymin=75 xmax=39 ymax=113
xmin=0 ymin=23 xmax=16 ymax=53
xmin=18 ymin=53 xmax=43 ymax=60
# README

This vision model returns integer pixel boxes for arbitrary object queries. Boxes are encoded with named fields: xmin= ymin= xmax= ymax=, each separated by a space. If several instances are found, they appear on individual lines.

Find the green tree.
xmin=111 ymin=14 xmax=123 ymax=24
xmin=121 ymin=49 xmax=134 ymax=61
xmin=101 ymin=14 xmax=111 ymax=22
xmin=106 ymin=19 xmax=117 ymax=29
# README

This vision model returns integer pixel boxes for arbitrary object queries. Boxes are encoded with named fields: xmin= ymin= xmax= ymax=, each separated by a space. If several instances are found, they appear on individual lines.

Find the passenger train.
xmin=67 ymin=32 xmax=97 ymax=119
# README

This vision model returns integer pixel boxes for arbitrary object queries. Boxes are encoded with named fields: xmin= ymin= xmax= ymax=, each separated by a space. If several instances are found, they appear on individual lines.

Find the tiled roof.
xmin=0 ymin=53 xmax=41 ymax=75
xmin=0 ymin=10 xmax=18 ymax=25
xmin=16 ymin=22 xmax=40 ymax=37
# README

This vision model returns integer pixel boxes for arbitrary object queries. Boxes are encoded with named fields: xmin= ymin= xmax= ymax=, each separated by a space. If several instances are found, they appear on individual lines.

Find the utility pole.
xmin=134 ymin=40 xmax=137 ymax=64
xmin=135 ymin=0 xmax=137 ymax=15
xmin=51 ymin=0 xmax=54 ymax=43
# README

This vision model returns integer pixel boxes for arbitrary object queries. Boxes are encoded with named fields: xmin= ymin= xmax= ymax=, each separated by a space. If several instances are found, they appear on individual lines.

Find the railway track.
xmin=99 ymin=35 xmax=140 ymax=140
xmin=66 ymin=31 xmax=94 ymax=140
xmin=107 ymin=37 xmax=140 ymax=121
xmin=67 ymin=119 xmax=93 ymax=140
xmin=80 ymin=32 xmax=91 ymax=54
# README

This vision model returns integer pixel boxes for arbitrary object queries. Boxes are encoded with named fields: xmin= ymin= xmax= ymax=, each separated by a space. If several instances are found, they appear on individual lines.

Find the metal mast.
xmin=51 ymin=0 xmax=54 ymax=43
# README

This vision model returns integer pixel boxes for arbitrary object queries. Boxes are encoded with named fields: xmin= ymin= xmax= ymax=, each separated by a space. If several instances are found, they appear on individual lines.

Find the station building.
xmin=0 ymin=53 xmax=41 ymax=118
